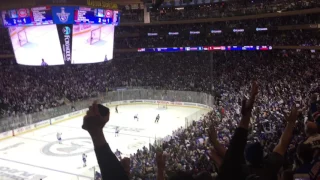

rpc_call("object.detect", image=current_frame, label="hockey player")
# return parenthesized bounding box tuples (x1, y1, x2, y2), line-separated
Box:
(155, 114, 160, 123)
(134, 114, 139, 121)
(115, 105, 118, 113)
(115, 149, 122, 160)
(94, 171, 102, 180)
(115, 126, 120, 137)
(57, 132, 62, 144)
(82, 153, 87, 167)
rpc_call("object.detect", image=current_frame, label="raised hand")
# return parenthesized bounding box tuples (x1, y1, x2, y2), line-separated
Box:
(120, 157, 130, 177)
(156, 151, 166, 170)
(208, 124, 227, 157)
(208, 124, 218, 144)
(284, 105, 298, 125)
(82, 102, 110, 135)
(156, 151, 166, 180)
(241, 81, 259, 117)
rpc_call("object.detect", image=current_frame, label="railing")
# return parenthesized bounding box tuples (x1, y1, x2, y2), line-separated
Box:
(0, 95, 108, 133)
(185, 109, 209, 129)
(0, 89, 215, 133)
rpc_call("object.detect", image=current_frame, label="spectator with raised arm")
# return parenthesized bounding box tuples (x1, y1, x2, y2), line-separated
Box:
(219, 81, 299, 180)
(82, 102, 129, 180)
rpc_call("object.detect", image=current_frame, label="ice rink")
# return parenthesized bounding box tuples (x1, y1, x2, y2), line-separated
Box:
(72, 25, 115, 64)
(0, 104, 209, 180)
(9, 25, 65, 66)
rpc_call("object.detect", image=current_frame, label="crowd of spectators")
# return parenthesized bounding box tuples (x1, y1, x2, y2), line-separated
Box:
(120, 0, 319, 23)
(78, 49, 320, 180)
(0, 2, 319, 179)
(0, 63, 109, 117)
(114, 13, 320, 48)
(0, 13, 319, 54)
(0, 28, 13, 55)
(115, 29, 320, 48)
(123, 50, 320, 180)
(116, 13, 320, 36)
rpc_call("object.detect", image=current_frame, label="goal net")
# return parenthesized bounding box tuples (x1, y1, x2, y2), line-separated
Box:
(88, 27, 101, 45)
(18, 30, 28, 46)
(157, 102, 168, 110)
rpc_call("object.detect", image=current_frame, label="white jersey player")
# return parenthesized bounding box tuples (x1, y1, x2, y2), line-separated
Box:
(134, 114, 139, 121)
(57, 132, 62, 144)
(115, 126, 120, 137)
(82, 153, 87, 167)
(155, 114, 160, 123)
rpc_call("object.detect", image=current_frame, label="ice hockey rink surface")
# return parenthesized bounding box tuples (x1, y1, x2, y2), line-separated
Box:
(0, 104, 209, 180)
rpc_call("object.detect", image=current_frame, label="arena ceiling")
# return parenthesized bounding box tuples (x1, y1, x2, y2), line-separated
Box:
(113, 0, 143, 5)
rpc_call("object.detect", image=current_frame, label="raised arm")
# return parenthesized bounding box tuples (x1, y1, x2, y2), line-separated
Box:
(82, 103, 129, 180)
(156, 151, 166, 180)
(273, 106, 298, 156)
(208, 124, 227, 158)
(218, 81, 258, 179)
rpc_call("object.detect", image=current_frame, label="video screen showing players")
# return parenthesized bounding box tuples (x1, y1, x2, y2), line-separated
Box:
(72, 24, 115, 64)
(9, 25, 64, 66)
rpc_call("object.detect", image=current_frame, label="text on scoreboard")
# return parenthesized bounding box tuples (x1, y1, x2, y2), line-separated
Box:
(1, 7, 53, 26)
(74, 7, 119, 25)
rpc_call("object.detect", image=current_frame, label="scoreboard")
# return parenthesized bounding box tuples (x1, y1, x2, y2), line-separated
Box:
(74, 7, 119, 25)
(1, 6, 120, 27)
(1, 7, 53, 26)
(2, 5, 119, 66)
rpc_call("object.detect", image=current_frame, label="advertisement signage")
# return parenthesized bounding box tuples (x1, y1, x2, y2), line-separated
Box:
(57, 24, 73, 64)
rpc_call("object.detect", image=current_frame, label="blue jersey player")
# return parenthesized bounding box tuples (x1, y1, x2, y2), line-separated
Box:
(82, 153, 87, 167)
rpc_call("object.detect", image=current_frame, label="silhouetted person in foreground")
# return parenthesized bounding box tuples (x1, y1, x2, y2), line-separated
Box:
(82, 102, 129, 180)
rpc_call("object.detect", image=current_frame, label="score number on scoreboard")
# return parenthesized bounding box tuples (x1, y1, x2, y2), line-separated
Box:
(74, 7, 119, 25)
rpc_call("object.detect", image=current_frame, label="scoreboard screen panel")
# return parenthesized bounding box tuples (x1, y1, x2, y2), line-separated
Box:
(31, 6, 54, 25)
(1, 7, 53, 26)
(2, 9, 33, 26)
(74, 7, 114, 25)
(8, 25, 65, 66)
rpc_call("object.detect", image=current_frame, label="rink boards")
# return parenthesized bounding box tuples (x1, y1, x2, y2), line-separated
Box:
(0, 101, 211, 180)
(0, 100, 212, 141)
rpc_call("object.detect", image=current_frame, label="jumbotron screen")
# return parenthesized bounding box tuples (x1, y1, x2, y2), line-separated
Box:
(2, 6, 119, 66)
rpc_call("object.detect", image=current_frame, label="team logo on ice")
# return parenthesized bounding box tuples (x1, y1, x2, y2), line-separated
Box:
(56, 7, 70, 23)
(42, 137, 93, 157)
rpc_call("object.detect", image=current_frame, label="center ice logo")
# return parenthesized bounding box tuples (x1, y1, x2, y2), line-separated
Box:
(56, 7, 70, 23)
(42, 137, 94, 157)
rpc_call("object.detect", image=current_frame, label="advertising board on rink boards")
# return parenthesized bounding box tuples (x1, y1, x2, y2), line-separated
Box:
(0, 130, 13, 140)
(13, 124, 36, 136)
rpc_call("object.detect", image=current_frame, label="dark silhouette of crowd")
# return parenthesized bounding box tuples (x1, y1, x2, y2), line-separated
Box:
(116, 14, 320, 48)
(115, 29, 320, 49)
(120, 0, 319, 23)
